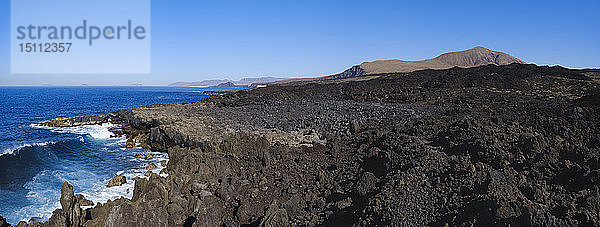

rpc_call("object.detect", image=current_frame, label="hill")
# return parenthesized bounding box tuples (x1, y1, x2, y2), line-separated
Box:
(324, 46, 525, 80)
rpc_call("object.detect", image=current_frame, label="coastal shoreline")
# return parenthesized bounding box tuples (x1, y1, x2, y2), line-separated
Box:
(4, 64, 600, 226)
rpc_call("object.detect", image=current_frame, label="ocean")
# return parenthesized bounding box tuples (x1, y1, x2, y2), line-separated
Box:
(0, 86, 213, 224)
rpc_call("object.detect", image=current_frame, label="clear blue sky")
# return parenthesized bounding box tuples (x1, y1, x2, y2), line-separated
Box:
(1, 0, 599, 86)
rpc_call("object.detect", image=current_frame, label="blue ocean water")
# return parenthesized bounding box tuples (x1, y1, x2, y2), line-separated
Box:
(0, 86, 213, 224)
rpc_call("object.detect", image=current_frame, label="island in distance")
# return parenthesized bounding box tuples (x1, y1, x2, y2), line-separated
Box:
(169, 77, 285, 88)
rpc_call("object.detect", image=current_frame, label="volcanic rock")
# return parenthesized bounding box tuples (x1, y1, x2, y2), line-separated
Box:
(29, 64, 600, 226)
(47, 182, 85, 227)
(107, 176, 126, 187)
(146, 163, 157, 170)
(145, 153, 154, 160)
(75, 194, 94, 207)
(0, 216, 9, 227)
(39, 114, 109, 127)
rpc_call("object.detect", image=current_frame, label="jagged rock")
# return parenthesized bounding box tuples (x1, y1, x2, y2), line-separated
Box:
(160, 160, 167, 167)
(135, 153, 143, 158)
(146, 163, 157, 170)
(39, 114, 109, 127)
(199, 190, 212, 197)
(28, 217, 44, 224)
(356, 172, 378, 196)
(134, 134, 149, 146)
(260, 202, 289, 227)
(144, 171, 152, 177)
(46, 182, 85, 227)
(0, 216, 10, 227)
(145, 153, 154, 160)
(336, 197, 352, 210)
(60, 182, 75, 212)
(85, 177, 170, 226)
(107, 176, 127, 187)
(75, 194, 94, 207)
(126, 139, 135, 148)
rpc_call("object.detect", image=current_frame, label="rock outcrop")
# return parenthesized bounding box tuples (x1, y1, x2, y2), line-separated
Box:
(146, 163, 157, 170)
(75, 194, 94, 207)
(38, 182, 86, 227)
(38, 115, 110, 127)
(0, 216, 9, 227)
(107, 176, 126, 188)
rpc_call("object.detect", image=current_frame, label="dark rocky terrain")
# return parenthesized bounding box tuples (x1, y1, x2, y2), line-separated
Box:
(5, 63, 600, 226)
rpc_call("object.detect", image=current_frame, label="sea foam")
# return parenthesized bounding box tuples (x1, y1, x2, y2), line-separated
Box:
(31, 122, 117, 139)
(20, 123, 169, 221)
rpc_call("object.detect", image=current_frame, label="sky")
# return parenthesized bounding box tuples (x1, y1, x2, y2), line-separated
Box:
(0, 0, 599, 86)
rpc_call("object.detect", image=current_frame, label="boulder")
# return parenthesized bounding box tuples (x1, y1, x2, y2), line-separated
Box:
(126, 139, 135, 148)
(144, 171, 152, 177)
(134, 134, 149, 146)
(107, 176, 127, 187)
(135, 153, 144, 158)
(356, 172, 378, 196)
(160, 160, 167, 167)
(145, 153, 154, 160)
(147, 163, 157, 170)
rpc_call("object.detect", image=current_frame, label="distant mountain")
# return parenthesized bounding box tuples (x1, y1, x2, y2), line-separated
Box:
(169, 77, 285, 87)
(324, 46, 525, 80)
(169, 80, 230, 87)
(235, 77, 284, 85)
(211, 82, 242, 88)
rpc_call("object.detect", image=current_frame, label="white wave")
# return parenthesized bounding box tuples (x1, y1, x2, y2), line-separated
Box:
(31, 122, 118, 140)
(14, 122, 170, 222)
(83, 151, 169, 205)
(13, 191, 59, 223)
(0, 148, 170, 223)
(18, 170, 71, 223)
(1, 142, 55, 157)
(105, 137, 127, 146)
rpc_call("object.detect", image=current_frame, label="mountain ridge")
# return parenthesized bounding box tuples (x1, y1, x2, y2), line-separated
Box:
(324, 46, 525, 80)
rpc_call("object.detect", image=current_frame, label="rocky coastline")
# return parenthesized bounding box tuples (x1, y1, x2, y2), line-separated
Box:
(3, 64, 600, 226)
